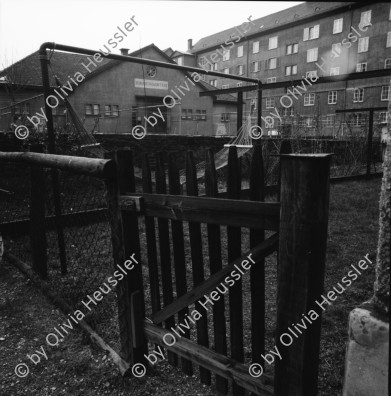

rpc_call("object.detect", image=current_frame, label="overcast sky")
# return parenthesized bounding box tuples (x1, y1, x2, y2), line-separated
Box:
(0, 0, 302, 68)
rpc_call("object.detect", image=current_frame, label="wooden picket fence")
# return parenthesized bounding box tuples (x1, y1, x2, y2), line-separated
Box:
(0, 144, 332, 395)
(108, 144, 332, 396)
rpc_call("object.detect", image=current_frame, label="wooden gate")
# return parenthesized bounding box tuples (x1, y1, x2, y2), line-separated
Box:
(106, 145, 332, 396)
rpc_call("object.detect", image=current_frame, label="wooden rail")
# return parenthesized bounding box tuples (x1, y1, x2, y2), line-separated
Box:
(119, 194, 280, 231)
(0, 152, 115, 178)
(152, 233, 279, 325)
(144, 321, 274, 396)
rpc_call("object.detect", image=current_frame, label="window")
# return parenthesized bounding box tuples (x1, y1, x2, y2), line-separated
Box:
(253, 41, 259, 53)
(286, 65, 297, 76)
(209, 79, 217, 87)
(181, 109, 193, 120)
(304, 93, 315, 106)
(306, 70, 318, 78)
(358, 37, 369, 53)
(385, 59, 391, 69)
(237, 82, 243, 87)
(237, 45, 244, 57)
(222, 50, 230, 61)
(195, 110, 201, 120)
(15, 103, 30, 115)
(237, 65, 244, 75)
(286, 43, 298, 54)
(252, 61, 259, 72)
(353, 88, 364, 102)
(85, 104, 92, 115)
(356, 63, 367, 72)
(387, 32, 391, 48)
(283, 106, 294, 117)
(325, 114, 336, 127)
(112, 105, 119, 117)
(269, 36, 278, 49)
(330, 67, 340, 76)
(199, 57, 206, 66)
(307, 48, 318, 62)
(266, 58, 278, 69)
(223, 67, 229, 74)
(105, 105, 111, 116)
(381, 86, 390, 101)
(212, 63, 218, 71)
(328, 91, 337, 104)
(303, 24, 319, 41)
(266, 97, 275, 108)
(379, 112, 389, 124)
(360, 10, 371, 28)
(201, 110, 206, 121)
(267, 77, 276, 83)
(222, 84, 230, 89)
(221, 113, 230, 122)
(331, 43, 342, 57)
(333, 18, 343, 34)
(93, 104, 100, 115)
(352, 113, 365, 127)
(177, 57, 183, 66)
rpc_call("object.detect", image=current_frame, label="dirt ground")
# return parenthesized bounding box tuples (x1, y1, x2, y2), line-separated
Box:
(0, 258, 215, 396)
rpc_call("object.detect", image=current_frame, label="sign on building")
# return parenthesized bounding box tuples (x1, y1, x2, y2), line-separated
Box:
(134, 79, 168, 90)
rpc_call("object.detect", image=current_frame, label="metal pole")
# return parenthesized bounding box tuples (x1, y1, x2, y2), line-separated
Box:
(237, 91, 243, 136)
(257, 83, 262, 135)
(39, 47, 67, 274)
(367, 109, 374, 176)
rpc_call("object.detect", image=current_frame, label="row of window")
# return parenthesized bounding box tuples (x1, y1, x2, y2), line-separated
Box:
(181, 109, 207, 120)
(264, 86, 390, 108)
(85, 104, 119, 117)
(261, 112, 388, 128)
(202, 32, 390, 77)
(12, 103, 66, 116)
(199, 8, 389, 67)
(198, 8, 391, 79)
(210, 56, 391, 88)
(13, 103, 30, 115)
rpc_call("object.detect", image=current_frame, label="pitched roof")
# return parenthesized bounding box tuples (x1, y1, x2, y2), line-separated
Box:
(190, 2, 354, 53)
(0, 43, 236, 102)
(0, 50, 112, 87)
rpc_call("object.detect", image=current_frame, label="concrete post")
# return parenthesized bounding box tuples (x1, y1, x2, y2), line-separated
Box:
(343, 83, 390, 396)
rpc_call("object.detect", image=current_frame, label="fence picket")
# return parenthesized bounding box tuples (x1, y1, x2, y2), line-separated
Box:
(227, 146, 245, 396)
(142, 154, 161, 316)
(117, 150, 147, 360)
(168, 152, 193, 375)
(186, 150, 211, 385)
(156, 151, 177, 367)
(205, 149, 228, 394)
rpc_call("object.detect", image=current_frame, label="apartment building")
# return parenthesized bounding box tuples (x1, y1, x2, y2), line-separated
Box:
(187, 2, 391, 136)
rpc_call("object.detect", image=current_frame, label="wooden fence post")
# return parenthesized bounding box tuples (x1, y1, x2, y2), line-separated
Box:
(104, 151, 133, 363)
(116, 149, 148, 363)
(275, 153, 332, 396)
(29, 144, 47, 279)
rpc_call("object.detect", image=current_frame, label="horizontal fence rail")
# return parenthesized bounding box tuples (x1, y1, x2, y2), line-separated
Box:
(0, 151, 115, 178)
(119, 194, 280, 230)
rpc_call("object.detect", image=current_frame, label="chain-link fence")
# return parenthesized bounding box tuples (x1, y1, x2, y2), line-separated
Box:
(0, 149, 121, 353)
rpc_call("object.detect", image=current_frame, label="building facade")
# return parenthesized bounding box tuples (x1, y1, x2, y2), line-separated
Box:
(188, 2, 391, 137)
(0, 45, 237, 136)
